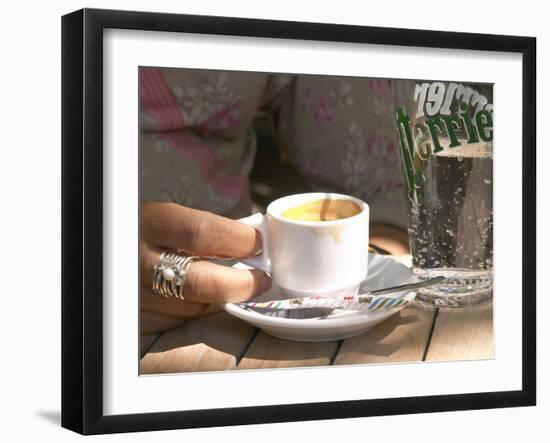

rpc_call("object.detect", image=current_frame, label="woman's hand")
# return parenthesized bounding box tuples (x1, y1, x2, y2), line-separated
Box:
(140, 202, 271, 334)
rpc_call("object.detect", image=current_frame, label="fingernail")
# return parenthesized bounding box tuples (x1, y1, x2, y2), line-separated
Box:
(252, 229, 263, 255)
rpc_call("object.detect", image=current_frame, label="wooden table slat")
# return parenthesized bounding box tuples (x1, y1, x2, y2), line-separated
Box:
(140, 312, 257, 374)
(333, 305, 436, 365)
(424, 305, 494, 361)
(238, 331, 339, 370)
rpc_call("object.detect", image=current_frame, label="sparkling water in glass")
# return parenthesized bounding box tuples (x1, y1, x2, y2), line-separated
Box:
(393, 80, 493, 308)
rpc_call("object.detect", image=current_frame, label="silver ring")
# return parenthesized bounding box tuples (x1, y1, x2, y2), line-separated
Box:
(152, 252, 199, 301)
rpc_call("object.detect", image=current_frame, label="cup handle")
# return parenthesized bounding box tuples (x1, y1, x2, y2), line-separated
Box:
(238, 213, 271, 273)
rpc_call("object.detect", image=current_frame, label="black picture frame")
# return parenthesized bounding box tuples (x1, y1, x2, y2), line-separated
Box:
(61, 8, 537, 435)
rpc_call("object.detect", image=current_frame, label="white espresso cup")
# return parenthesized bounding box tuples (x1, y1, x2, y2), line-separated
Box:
(239, 192, 369, 298)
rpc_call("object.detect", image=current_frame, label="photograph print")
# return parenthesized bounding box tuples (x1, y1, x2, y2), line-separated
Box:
(138, 67, 494, 375)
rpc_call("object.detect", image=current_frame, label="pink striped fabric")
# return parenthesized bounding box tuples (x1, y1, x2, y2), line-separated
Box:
(140, 68, 184, 131)
(162, 131, 248, 199)
(139, 68, 249, 202)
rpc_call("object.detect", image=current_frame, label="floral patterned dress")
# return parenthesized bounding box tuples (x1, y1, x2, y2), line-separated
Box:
(140, 67, 407, 228)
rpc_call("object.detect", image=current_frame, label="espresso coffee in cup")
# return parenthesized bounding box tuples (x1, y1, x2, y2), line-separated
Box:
(239, 193, 369, 299)
(282, 198, 362, 222)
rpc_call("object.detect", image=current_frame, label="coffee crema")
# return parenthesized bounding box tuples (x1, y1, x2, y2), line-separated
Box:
(281, 198, 362, 221)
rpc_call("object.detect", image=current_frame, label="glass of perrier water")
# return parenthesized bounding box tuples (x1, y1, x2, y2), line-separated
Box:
(393, 79, 493, 308)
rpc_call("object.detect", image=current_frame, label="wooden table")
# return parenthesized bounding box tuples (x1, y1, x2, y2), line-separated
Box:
(140, 256, 493, 374)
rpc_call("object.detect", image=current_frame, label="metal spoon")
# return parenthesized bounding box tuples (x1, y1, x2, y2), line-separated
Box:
(364, 275, 446, 296)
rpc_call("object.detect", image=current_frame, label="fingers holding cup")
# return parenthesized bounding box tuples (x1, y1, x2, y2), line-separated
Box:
(141, 202, 262, 258)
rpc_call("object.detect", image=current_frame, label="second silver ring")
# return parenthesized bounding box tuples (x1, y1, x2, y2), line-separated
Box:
(152, 252, 200, 301)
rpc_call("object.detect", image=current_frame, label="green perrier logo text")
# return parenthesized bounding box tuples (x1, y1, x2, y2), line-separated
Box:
(395, 82, 493, 205)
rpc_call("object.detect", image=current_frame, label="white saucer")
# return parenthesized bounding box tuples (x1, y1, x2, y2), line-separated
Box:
(223, 254, 418, 342)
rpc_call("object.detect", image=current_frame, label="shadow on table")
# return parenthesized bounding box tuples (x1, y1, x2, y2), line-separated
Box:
(339, 311, 421, 358)
(140, 312, 257, 373)
(141, 309, 423, 374)
(236, 310, 422, 369)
